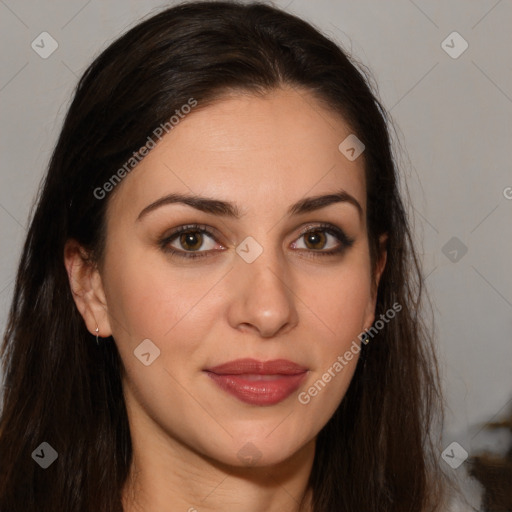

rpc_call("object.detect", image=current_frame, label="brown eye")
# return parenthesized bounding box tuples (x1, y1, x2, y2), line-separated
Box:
(303, 231, 327, 250)
(291, 224, 355, 257)
(159, 224, 224, 259)
(179, 231, 204, 251)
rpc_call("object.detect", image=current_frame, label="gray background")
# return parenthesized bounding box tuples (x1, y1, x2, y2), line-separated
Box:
(1, 1, 511, 508)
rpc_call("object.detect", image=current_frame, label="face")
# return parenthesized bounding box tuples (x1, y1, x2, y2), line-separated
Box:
(68, 86, 386, 469)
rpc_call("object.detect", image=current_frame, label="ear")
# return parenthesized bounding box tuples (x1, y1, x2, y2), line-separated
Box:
(363, 233, 388, 328)
(63, 239, 112, 338)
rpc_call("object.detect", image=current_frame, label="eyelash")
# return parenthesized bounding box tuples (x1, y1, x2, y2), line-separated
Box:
(158, 223, 355, 260)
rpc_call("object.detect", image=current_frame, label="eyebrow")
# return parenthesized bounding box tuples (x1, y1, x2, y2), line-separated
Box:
(136, 188, 363, 221)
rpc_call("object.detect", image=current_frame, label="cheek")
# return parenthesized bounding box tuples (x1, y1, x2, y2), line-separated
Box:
(292, 265, 371, 429)
(102, 250, 230, 403)
(103, 248, 216, 341)
(319, 274, 370, 324)
(103, 258, 211, 406)
(302, 259, 373, 338)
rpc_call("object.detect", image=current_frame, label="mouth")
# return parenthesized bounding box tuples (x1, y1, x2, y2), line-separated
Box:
(203, 358, 309, 406)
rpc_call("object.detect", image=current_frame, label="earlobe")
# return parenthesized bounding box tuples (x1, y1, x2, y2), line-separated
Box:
(63, 239, 112, 338)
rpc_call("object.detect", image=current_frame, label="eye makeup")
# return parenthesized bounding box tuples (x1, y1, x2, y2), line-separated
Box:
(157, 222, 355, 260)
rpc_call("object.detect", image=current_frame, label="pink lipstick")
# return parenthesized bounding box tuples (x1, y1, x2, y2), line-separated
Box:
(204, 358, 308, 406)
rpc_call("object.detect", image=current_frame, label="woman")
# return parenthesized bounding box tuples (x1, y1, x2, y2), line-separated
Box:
(0, 1, 454, 510)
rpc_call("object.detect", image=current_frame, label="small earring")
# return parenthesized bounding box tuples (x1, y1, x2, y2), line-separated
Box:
(95, 326, 100, 345)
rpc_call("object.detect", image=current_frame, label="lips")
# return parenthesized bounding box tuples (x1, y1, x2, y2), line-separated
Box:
(203, 358, 308, 406)
(205, 358, 308, 375)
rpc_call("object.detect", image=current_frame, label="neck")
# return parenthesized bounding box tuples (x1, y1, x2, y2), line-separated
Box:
(121, 426, 315, 512)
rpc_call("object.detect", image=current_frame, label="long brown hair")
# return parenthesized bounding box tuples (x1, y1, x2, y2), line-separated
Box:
(0, 1, 450, 510)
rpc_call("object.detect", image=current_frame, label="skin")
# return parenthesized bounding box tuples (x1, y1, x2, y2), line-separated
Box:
(65, 86, 387, 512)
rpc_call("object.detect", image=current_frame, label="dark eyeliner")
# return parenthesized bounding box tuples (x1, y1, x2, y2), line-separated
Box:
(158, 224, 217, 259)
(296, 222, 355, 257)
(158, 222, 354, 259)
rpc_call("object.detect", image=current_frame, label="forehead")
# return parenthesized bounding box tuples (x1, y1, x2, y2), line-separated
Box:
(107, 86, 367, 223)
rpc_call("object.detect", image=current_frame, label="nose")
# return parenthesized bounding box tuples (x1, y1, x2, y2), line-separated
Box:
(226, 247, 299, 338)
